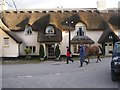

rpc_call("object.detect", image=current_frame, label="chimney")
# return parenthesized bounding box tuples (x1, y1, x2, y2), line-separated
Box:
(0, 0, 7, 11)
(97, 0, 106, 11)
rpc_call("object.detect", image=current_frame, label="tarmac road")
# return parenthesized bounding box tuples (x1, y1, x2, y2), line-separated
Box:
(2, 57, 120, 88)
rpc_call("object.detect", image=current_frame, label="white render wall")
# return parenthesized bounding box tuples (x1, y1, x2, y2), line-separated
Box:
(86, 30, 103, 46)
(15, 31, 39, 55)
(0, 29, 2, 57)
(1, 30, 19, 57)
(60, 31, 69, 55)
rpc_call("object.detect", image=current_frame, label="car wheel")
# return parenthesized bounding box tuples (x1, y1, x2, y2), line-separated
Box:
(111, 72, 117, 81)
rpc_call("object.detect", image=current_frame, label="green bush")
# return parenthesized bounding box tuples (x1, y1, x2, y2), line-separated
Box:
(39, 44, 45, 58)
(55, 44, 60, 58)
(24, 48, 32, 60)
(24, 48, 31, 55)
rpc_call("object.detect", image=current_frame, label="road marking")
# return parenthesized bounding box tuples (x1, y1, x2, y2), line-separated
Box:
(17, 75, 32, 78)
(25, 75, 32, 77)
(52, 63, 61, 65)
(56, 73, 60, 75)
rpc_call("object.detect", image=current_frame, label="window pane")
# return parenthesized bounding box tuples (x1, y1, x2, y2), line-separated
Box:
(33, 46, 36, 53)
(26, 46, 36, 54)
(79, 28, 82, 36)
(74, 45, 77, 53)
(25, 25, 32, 35)
(45, 26, 55, 34)
(4, 37, 9, 46)
(30, 46, 32, 50)
(75, 25, 86, 36)
(109, 44, 112, 46)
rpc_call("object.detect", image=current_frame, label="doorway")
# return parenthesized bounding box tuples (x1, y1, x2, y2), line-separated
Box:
(46, 44, 55, 58)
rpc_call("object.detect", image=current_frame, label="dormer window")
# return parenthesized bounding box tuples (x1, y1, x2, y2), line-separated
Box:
(25, 24, 32, 35)
(76, 27, 85, 36)
(45, 26, 55, 34)
(75, 22, 86, 36)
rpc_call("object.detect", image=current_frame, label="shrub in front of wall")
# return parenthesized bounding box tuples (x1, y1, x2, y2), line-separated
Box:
(24, 48, 32, 60)
(55, 44, 61, 60)
(39, 44, 45, 59)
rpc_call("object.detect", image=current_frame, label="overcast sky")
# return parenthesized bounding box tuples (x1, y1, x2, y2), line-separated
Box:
(4, 0, 120, 10)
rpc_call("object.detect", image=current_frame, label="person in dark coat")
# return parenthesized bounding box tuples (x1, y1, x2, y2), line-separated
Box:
(79, 44, 88, 67)
(66, 46, 74, 64)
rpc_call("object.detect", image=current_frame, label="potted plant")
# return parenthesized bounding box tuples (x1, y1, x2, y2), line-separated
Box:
(39, 44, 45, 60)
(55, 44, 61, 60)
(24, 48, 32, 60)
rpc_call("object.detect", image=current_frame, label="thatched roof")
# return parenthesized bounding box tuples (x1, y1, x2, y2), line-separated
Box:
(71, 35, 94, 44)
(3, 30, 22, 43)
(0, 19, 22, 43)
(38, 24, 62, 43)
(101, 11, 120, 30)
(1, 10, 120, 31)
(98, 28, 120, 43)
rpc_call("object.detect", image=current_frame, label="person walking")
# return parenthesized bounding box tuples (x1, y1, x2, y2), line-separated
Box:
(66, 46, 74, 64)
(79, 44, 88, 67)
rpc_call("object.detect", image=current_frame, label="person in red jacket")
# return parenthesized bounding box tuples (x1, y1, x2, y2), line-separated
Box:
(66, 46, 74, 64)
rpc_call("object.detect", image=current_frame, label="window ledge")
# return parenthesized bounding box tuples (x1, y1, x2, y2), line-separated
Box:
(25, 34, 33, 35)
(44, 34, 55, 37)
(4, 45, 9, 47)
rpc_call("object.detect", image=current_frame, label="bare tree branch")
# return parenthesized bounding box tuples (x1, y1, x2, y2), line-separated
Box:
(11, 0, 17, 11)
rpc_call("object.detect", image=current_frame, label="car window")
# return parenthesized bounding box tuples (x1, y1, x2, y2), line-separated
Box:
(113, 43, 120, 56)
(115, 43, 120, 53)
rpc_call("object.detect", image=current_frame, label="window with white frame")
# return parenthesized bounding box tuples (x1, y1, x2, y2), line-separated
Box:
(109, 35, 112, 39)
(76, 26, 86, 36)
(26, 46, 36, 54)
(4, 37, 9, 46)
(73, 44, 80, 53)
(25, 24, 32, 35)
(45, 26, 55, 34)
(73, 45, 78, 53)
(75, 22, 86, 36)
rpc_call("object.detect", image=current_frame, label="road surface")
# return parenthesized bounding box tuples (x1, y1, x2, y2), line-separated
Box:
(2, 57, 120, 88)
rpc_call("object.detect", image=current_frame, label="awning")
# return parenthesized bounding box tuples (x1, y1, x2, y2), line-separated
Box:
(71, 35, 94, 44)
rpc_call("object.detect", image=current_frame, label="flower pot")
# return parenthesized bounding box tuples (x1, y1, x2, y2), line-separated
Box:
(40, 58, 44, 61)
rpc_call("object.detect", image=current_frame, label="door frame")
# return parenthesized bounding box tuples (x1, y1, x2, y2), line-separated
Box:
(46, 44, 55, 58)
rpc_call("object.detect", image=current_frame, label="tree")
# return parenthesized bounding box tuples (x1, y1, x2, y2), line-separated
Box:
(39, 44, 45, 59)
(55, 44, 60, 60)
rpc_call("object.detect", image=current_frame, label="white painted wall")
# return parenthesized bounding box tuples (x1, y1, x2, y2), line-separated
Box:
(0, 29, 2, 57)
(15, 31, 39, 55)
(1, 30, 19, 57)
(86, 30, 103, 46)
(60, 31, 69, 55)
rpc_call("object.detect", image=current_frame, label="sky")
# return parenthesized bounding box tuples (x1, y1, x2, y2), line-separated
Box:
(3, 0, 120, 10)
